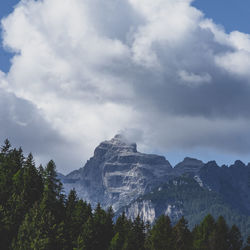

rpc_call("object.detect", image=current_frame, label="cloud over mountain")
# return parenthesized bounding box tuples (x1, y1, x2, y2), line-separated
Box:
(1, 0, 250, 172)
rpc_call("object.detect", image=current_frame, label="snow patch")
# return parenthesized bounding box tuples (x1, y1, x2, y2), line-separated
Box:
(194, 175, 204, 187)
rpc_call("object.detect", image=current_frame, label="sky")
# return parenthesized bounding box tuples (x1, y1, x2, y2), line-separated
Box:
(1, 0, 250, 174)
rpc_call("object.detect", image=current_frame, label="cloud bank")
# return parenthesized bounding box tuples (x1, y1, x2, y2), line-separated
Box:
(1, 0, 250, 173)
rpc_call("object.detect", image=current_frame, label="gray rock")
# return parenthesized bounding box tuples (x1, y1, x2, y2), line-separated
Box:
(60, 135, 250, 222)
(174, 157, 204, 175)
(62, 134, 173, 211)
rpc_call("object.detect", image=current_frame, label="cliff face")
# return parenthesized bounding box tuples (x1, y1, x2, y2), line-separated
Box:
(61, 135, 250, 227)
(60, 135, 250, 240)
(62, 134, 173, 211)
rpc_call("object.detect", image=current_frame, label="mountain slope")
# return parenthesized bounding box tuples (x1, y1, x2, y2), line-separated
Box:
(121, 176, 250, 240)
(62, 134, 173, 211)
(60, 135, 250, 240)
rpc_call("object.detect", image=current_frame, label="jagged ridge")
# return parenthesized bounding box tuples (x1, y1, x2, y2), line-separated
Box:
(60, 135, 250, 230)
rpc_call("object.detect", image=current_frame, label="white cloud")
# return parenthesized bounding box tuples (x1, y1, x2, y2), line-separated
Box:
(179, 70, 211, 86)
(1, 0, 250, 172)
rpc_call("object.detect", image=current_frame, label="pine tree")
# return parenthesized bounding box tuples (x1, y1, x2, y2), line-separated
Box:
(1, 139, 11, 154)
(173, 216, 192, 250)
(192, 214, 215, 250)
(76, 216, 94, 250)
(64, 189, 92, 249)
(147, 215, 173, 250)
(228, 224, 243, 250)
(243, 235, 250, 250)
(13, 203, 65, 250)
(110, 212, 132, 250)
(40, 160, 65, 222)
(209, 215, 230, 250)
(77, 203, 114, 250)
(125, 215, 146, 250)
(109, 232, 121, 250)
(22, 153, 43, 205)
(13, 160, 66, 250)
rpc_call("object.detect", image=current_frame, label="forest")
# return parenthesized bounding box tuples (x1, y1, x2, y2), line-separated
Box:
(0, 139, 249, 250)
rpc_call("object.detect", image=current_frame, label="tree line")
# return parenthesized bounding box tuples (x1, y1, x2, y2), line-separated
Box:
(0, 139, 249, 250)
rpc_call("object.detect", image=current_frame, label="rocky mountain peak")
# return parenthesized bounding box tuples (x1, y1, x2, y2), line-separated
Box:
(178, 157, 204, 167)
(93, 134, 137, 158)
(62, 134, 172, 211)
(232, 160, 245, 168)
(205, 161, 218, 168)
(174, 157, 204, 175)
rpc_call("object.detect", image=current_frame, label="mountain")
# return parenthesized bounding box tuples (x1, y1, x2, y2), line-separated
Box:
(60, 135, 250, 239)
(121, 175, 250, 240)
(62, 134, 173, 211)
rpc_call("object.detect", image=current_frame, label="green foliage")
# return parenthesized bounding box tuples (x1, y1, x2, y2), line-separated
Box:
(12, 203, 65, 250)
(209, 215, 230, 250)
(193, 215, 243, 250)
(76, 204, 114, 250)
(229, 224, 243, 250)
(243, 235, 250, 250)
(192, 214, 215, 250)
(173, 216, 192, 250)
(110, 212, 132, 250)
(125, 215, 146, 250)
(146, 215, 173, 250)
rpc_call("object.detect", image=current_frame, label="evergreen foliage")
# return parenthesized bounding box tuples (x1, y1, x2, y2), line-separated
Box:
(146, 214, 173, 250)
(0, 140, 248, 250)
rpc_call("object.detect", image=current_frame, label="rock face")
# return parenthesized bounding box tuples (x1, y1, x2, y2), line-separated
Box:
(61, 135, 250, 232)
(198, 160, 250, 214)
(62, 134, 173, 211)
(174, 157, 204, 175)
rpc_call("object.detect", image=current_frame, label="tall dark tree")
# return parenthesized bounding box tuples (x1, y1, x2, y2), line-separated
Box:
(40, 160, 65, 221)
(13, 203, 65, 250)
(209, 216, 230, 250)
(110, 212, 132, 250)
(192, 214, 215, 250)
(146, 215, 173, 250)
(173, 216, 192, 250)
(77, 203, 114, 250)
(243, 235, 250, 250)
(125, 215, 146, 250)
(228, 224, 243, 250)
(1, 139, 11, 154)
(64, 189, 92, 249)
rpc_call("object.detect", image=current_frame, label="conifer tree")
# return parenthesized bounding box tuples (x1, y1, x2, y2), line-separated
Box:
(13, 203, 65, 250)
(173, 216, 192, 250)
(110, 212, 132, 250)
(64, 189, 92, 249)
(243, 235, 250, 250)
(76, 216, 94, 250)
(228, 224, 243, 250)
(1, 139, 11, 154)
(77, 203, 114, 250)
(125, 215, 146, 250)
(22, 153, 43, 205)
(40, 160, 65, 222)
(146, 215, 173, 250)
(192, 214, 215, 250)
(209, 216, 230, 250)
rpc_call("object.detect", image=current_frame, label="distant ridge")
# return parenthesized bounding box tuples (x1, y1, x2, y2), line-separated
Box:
(60, 135, 250, 239)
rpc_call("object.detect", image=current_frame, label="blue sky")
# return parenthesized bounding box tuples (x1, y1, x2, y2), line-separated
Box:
(1, 0, 250, 173)
(193, 0, 250, 34)
(0, 0, 19, 72)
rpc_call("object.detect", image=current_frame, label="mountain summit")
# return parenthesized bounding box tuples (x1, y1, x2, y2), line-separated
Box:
(62, 135, 173, 211)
